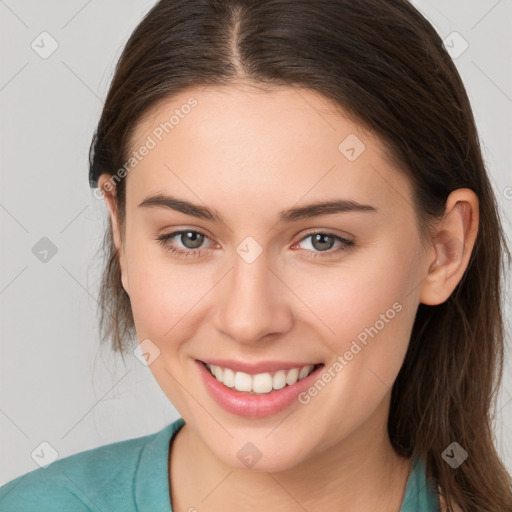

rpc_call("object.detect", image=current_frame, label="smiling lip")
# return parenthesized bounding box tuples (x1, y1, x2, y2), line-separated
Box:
(196, 359, 325, 418)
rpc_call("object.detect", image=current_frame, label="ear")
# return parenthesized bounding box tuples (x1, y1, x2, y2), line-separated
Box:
(98, 175, 130, 296)
(419, 188, 479, 305)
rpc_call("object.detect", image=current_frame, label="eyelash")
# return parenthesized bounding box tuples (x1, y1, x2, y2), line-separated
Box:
(155, 229, 355, 260)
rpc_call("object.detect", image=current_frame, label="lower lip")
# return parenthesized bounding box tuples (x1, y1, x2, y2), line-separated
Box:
(196, 360, 324, 418)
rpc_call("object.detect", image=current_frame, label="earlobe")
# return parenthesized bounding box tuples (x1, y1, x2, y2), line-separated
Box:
(419, 189, 479, 306)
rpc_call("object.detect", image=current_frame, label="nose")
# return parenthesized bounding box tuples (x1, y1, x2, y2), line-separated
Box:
(213, 248, 294, 345)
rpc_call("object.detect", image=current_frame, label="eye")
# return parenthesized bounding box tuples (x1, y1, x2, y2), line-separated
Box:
(156, 230, 214, 258)
(155, 229, 355, 260)
(292, 231, 355, 259)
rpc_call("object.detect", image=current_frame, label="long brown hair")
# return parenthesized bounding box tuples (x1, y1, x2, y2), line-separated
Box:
(88, 0, 512, 509)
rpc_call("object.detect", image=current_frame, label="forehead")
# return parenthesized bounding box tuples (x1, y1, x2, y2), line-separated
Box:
(124, 85, 413, 220)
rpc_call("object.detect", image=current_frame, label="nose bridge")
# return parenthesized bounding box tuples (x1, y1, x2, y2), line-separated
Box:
(213, 240, 291, 343)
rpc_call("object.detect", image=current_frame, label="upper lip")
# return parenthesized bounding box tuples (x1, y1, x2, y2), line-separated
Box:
(198, 358, 322, 375)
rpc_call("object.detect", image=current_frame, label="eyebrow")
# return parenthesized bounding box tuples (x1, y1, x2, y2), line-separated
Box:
(137, 193, 378, 223)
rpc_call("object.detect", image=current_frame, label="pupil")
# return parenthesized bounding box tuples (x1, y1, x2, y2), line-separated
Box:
(312, 234, 334, 251)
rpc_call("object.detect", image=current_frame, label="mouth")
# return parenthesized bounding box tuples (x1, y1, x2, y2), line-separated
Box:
(202, 361, 322, 394)
(196, 359, 325, 417)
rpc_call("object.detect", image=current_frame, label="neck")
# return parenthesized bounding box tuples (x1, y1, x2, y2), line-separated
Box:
(169, 395, 412, 512)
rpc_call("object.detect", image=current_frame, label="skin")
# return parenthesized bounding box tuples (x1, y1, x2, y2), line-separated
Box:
(99, 82, 478, 512)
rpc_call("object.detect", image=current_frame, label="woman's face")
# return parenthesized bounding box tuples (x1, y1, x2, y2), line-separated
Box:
(108, 84, 433, 471)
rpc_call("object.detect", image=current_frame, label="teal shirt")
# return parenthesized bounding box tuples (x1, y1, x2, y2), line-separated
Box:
(0, 417, 440, 511)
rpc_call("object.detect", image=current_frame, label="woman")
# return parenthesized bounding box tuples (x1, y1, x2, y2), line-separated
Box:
(1, 0, 511, 510)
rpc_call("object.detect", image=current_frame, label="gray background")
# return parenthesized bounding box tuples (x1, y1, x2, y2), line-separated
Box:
(1, 0, 511, 485)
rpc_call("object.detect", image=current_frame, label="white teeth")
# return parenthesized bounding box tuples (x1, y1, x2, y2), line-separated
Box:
(272, 370, 287, 390)
(234, 371, 253, 392)
(299, 366, 312, 379)
(205, 363, 317, 394)
(213, 365, 224, 383)
(253, 373, 273, 393)
(286, 368, 299, 385)
(223, 368, 235, 388)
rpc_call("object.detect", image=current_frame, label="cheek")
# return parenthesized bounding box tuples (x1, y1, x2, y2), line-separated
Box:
(287, 242, 421, 445)
(288, 235, 422, 371)
(127, 265, 204, 341)
(124, 236, 217, 345)
(123, 241, 217, 412)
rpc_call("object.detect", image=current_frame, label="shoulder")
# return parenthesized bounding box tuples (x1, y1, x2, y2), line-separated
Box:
(0, 423, 176, 512)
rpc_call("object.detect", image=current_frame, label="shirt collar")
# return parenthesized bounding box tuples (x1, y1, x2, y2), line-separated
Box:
(134, 417, 186, 512)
